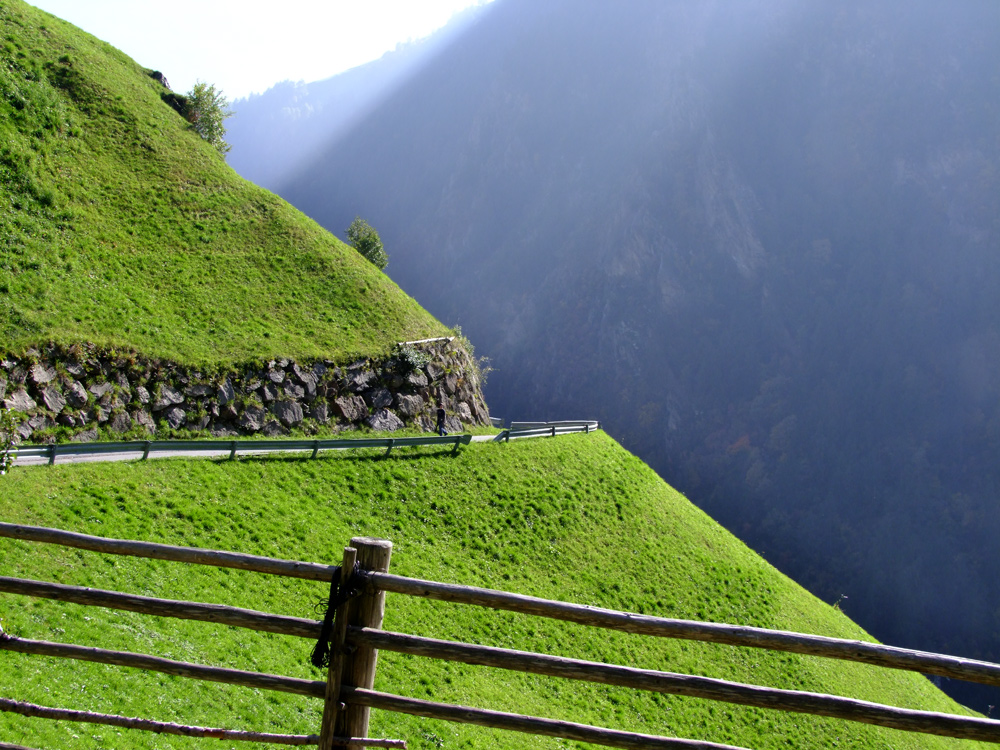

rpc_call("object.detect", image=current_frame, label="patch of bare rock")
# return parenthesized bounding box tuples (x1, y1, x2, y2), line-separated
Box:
(1, 338, 487, 443)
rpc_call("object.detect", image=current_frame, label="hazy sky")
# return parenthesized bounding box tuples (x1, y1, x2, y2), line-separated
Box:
(26, 0, 494, 100)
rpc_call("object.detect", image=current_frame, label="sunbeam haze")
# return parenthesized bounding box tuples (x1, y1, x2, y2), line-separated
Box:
(26, 0, 494, 98)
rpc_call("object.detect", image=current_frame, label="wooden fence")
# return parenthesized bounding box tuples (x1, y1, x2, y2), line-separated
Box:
(3, 522, 1000, 749)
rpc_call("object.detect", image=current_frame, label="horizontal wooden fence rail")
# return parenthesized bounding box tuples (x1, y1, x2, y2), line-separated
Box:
(7, 527, 1000, 748)
(367, 571, 1000, 688)
(349, 627, 1000, 743)
(0, 634, 325, 698)
(0, 521, 338, 580)
(0, 532, 408, 749)
(0, 576, 321, 638)
(0, 697, 321, 746)
(0, 698, 406, 748)
(342, 687, 750, 750)
(7, 522, 1000, 688)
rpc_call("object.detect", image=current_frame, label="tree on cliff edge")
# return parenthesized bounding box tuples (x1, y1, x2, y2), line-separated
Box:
(347, 216, 388, 270)
(186, 81, 233, 156)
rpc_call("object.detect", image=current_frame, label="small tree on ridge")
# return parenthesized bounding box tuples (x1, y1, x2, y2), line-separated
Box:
(347, 216, 388, 270)
(185, 81, 233, 157)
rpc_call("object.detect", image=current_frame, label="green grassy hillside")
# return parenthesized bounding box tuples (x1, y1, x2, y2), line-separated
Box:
(0, 434, 986, 749)
(0, 4, 988, 749)
(0, 0, 445, 365)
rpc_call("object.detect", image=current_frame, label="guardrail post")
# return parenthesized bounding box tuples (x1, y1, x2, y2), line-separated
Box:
(312, 440, 320, 459)
(337, 537, 393, 741)
(551, 425, 556, 437)
(48, 444, 57, 466)
(317, 545, 358, 750)
(385, 439, 394, 457)
(229, 441, 237, 461)
(142, 441, 152, 460)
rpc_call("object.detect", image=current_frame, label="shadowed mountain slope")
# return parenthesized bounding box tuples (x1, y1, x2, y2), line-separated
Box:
(268, 0, 1000, 709)
(226, 4, 490, 191)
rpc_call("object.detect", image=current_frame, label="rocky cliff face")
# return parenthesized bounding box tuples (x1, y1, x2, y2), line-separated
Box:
(1, 338, 489, 443)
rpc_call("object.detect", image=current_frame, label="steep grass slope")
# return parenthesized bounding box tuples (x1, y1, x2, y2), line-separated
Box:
(0, 434, 985, 749)
(0, 0, 445, 365)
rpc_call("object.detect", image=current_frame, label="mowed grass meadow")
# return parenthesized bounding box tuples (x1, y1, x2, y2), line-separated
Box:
(0, 0, 445, 366)
(0, 434, 987, 750)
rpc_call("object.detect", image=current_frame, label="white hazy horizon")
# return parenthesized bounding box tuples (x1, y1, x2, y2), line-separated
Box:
(25, 0, 495, 100)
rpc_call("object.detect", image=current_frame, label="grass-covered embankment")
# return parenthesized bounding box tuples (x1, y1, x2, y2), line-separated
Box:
(0, 433, 986, 749)
(0, 0, 445, 365)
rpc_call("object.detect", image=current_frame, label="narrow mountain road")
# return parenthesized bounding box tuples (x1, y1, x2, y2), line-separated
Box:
(10, 422, 600, 468)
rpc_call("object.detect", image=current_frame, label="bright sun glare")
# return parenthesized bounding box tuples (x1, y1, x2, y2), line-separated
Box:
(26, 0, 494, 98)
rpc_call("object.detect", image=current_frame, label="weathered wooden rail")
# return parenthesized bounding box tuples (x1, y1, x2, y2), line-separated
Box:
(0, 526, 402, 749)
(2, 524, 1000, 749)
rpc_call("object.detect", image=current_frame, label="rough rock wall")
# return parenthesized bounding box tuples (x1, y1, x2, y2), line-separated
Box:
(0, 338, 489, 443)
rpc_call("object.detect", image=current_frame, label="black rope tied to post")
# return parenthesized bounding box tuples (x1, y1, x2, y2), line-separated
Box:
(310, 562, 367, 669)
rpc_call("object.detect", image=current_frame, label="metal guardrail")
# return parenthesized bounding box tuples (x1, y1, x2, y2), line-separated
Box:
(9, 420, 602, 466)
(14, 434, 473, 465)
(495, 421, 601, 442)
(508, 420, 600, 431)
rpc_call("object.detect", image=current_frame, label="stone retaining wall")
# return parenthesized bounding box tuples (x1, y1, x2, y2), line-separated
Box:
(0, 338, 490, 443)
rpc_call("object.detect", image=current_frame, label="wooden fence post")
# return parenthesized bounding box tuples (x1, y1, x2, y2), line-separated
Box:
(336, 537, 393, 741)
(318, 545, 358, 750)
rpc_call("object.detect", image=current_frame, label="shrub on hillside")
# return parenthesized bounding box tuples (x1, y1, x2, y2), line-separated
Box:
(0, 408, 16, 476)
(395, 344, 430, 374)
(347, 216, 388, 270)
(185, 81, 233, 156)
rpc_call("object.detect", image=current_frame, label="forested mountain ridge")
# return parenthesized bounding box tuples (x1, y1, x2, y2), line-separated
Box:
(226, 4, 489, 190)
(237, 0, 1000, 709)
